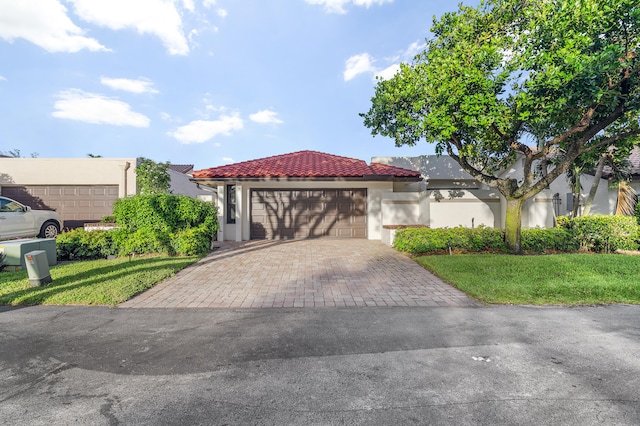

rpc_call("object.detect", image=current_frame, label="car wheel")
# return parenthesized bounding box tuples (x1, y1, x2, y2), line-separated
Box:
(39, 221, 60, 238)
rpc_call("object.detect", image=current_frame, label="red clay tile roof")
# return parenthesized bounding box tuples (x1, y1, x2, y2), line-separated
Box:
(191, 150, 421, 179)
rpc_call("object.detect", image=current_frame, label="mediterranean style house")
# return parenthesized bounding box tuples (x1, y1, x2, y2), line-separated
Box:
(191, 149, 637, 243)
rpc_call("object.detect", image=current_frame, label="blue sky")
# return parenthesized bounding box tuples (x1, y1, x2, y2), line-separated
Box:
(0, 0, 474, 170)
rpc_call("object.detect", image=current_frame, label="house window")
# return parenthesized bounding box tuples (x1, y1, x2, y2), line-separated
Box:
(226, 184, 236, 224)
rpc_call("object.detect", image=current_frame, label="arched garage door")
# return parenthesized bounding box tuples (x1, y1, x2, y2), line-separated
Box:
(250, 189, 367, 239)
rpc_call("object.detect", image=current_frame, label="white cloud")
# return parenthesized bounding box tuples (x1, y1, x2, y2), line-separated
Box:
(375, 63, 400, 81)
(52, 89, 150, 127)
(182, 0, 196, 12)
(101, 77, 159, 94)
(203, 0, 217, 7)
(403, 40, 425, 58)
(217, 9, 228, 18)
(222, 157, 234, 163)
(69, 0, 190, 55)
(0, 76, 6, 81)
(169, 113, 244, 144)
(305, 0, 393, 14)
(343, 53, 376, 81)
(0, 0, 108, 53)
(250, 109, 283, 125)
(346, 40, 424, 82)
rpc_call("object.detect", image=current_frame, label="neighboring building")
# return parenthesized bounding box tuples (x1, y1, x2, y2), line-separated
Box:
(373, 154, 617, 230)
(0, 157, 211, 228)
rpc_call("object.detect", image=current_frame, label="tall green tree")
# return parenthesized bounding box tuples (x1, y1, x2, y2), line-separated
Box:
(135, 158, 172, 195)
(362, 0, 640, 253)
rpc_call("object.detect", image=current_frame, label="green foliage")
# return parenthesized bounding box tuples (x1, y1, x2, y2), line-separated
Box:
(100, 215, 116, 223)
(362, 0, 640, 253)
(393, 226, 507, 253)
(520, 227, 580, 253)
(394, 226, 579, 254)
(558, 215, 639, 252)
(112, 194, 218, 256)
(171, 227, 211, 256)
(56, 229, 117, 260)
(635, 201, 640, 225)
(136, 157, 172, 195)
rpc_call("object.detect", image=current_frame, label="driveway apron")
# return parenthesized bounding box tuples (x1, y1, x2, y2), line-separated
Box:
(119, 239, 481, 308)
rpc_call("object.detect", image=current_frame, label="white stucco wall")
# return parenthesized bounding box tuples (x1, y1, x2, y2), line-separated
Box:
(169, 169, 214, 198)
(427, 189, 501, 228)
(0, 157, 137, 197)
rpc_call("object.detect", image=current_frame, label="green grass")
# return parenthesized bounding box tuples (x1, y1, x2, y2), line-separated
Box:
(416, 253, 640, 305)
(0, 256, 199, 306)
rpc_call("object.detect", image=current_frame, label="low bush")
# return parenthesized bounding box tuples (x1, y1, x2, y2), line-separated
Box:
(557, 215, 639, 253)
(394, 226, 579, 254)
(171, 226, 211, 256)
(521, 227, 579, 253)
(57, 228, 117, 260)
(393, 226, 507, 253)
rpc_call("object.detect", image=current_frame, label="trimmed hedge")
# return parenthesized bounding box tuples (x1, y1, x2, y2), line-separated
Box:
(393, 226, 507, 254)
(57, 228, 117, 260)
(393, 225, 580, 254)
(393, 215, 640, 255)
(557, 215, 639, 253)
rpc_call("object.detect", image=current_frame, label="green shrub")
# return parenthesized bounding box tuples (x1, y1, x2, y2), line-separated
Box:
(112, 194, 218, 256)
(100, 215, 116, 223)
(393, 226, 507, 253)
(521, 227, 579, 253)
(558, 215, 639, 253)
(171, 226, 211, 256)
(635, 202, 640, 226)
(57, 229, 117, 260)
(394, 225, 581, 254)
(111, 228, 173, 256)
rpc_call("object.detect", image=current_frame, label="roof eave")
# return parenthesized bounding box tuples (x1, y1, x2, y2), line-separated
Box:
(191, 175, 422, 184)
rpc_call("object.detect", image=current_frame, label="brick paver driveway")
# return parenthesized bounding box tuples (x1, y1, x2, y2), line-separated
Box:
(120, 239, 481, 308)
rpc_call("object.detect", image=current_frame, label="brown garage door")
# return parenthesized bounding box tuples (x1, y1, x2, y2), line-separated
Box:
(250, 189, 367, 239)
(1, 185, 119, 229)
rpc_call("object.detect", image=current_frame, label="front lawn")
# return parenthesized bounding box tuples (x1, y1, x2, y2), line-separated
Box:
(0, 256, 199, 306)
(416, 253, 640, 305)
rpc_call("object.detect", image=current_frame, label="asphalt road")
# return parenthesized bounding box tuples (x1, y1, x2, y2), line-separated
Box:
(1, 305, 639, 425)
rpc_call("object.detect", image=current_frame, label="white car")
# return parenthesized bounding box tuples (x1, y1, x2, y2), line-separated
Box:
(0, 196, 63, 240)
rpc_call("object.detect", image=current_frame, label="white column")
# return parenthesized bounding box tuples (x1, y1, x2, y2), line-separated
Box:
(235, 184, 243, 242)
(217, 184, 225, 241)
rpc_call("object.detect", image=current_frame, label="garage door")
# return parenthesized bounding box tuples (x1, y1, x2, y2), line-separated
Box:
(250, 189, 367, 239)
(1, 185, 119, 229)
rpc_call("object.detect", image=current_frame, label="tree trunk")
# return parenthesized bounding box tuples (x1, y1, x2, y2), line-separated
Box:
(504, 198, 524, 254)
(582, 154, 607, 216)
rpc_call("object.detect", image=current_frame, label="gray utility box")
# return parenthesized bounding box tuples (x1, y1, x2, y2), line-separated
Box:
(0, 238, 57, 270)
(25, 250, 52, 287)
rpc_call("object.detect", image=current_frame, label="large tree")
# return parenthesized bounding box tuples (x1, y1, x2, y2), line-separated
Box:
(362, 0, 640, 253)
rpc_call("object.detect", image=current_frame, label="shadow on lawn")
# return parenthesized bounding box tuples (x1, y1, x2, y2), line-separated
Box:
(0, 256, 194, 306)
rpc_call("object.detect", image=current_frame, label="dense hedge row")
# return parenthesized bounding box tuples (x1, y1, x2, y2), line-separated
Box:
(557, 215, 639, 253)
(393, 215, 639, 254)
(57, 194, 219, 260)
